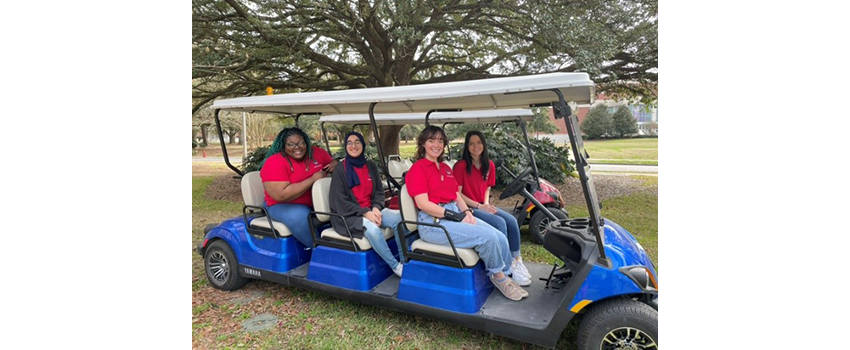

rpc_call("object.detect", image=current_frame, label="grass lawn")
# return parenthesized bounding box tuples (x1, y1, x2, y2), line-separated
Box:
(192, 174, 657, 349)
(582, 138, 658, 165)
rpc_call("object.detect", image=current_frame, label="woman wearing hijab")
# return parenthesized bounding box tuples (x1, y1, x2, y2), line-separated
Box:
(329, 131, 405, 277)
(260, 127, 337, 248)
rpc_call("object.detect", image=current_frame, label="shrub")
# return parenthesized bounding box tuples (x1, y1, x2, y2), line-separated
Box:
(580, 105, 612, 139)
(612, 106, 639, 137)
(241, 146, 270, 173)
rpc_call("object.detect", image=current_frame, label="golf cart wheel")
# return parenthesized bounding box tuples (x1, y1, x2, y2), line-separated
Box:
(529, 207, 568, 244)
(204, 240, 249, 291)
(576, 298, 658, 350)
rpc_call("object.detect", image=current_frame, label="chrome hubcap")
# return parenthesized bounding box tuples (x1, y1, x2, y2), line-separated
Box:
(601, 327, 657, 350)
(208, 251, 229, 283)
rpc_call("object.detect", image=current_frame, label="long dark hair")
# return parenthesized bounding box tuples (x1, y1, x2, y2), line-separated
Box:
(263, 127, 313, 171)
(460, 130, 489, 181)
(414, 125, 448, 162)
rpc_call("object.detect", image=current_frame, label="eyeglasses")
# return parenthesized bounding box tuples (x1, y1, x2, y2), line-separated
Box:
(285, 141, 306, 148)
(346, 140, 362, 147)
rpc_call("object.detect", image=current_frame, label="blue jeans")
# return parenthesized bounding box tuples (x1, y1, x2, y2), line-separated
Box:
(417, 203, 513, 275)
(362, 209, 403, 269)
(264, 202, 314, 248)
(473, 207, 521, 258)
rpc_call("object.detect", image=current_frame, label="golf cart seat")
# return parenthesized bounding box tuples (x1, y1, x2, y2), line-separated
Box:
(399, 184, 480, 267)
(241, 171, 293, 237)
(398, 184, 491, 314)
(311, 178, 394, 250)
(307, 177, 400, 291)
(387, 155, 412, 183)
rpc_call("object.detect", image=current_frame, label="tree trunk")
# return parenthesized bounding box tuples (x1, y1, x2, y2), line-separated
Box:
(200, 124, 209, 147)
(378, 125, 404, 157)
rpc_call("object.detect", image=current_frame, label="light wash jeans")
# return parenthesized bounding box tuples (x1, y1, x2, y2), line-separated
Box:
(361, 208, 403, 269)
(472, 207, 521, 258)
(417, 202, 513, 275)
(264, 202, 314, 248)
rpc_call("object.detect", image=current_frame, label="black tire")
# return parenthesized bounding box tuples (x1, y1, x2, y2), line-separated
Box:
(529, 207, 568, 244)
(576, 298, 658, 350)
(204, 240, 249, 291)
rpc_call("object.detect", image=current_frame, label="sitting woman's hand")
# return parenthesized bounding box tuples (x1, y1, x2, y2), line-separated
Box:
(462, 211, 476, 224)
(480, 203, 498, 214)
(371, 207, 382, 225)
(364, 211, 380, 225)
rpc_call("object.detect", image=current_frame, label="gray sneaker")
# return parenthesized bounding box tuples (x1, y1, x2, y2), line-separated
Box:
(490, 274, 523, 301)
(510, 279, 529, 298)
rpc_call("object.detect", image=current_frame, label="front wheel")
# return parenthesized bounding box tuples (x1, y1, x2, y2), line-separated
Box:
(204, 240, 249, 291)
(529, 207, 568, 244)
(576, 298, 658, 350)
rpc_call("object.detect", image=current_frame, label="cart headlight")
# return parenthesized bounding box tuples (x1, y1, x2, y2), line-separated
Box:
(620, 266, 658, 291)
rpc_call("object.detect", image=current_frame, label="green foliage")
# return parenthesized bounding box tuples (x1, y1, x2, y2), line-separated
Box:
(580, 105, 613, 139)
(528, 107, 558, 135)
(241, 146, 270, 173)
(449, 128, 575, 188)
(612, 106, 639, 137)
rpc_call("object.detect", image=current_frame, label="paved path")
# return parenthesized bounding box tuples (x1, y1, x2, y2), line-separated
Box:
(192, 157, 658, 173)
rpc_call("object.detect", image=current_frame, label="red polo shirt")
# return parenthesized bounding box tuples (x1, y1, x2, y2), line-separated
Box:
(260, 146, 333, 207)
(453, 159, 496, 204)
(350, 162, 374, 208)
(405, 158, 458, 205)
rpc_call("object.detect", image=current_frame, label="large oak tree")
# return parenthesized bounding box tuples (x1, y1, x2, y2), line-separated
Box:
(193, 0, 657, 154)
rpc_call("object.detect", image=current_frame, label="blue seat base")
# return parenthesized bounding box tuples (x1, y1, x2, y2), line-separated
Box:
(306, 238, 400, 291)
(398, 260, 493, 314)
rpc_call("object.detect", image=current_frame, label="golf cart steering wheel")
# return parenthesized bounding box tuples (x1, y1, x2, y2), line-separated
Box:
(499, 167, 533, 200)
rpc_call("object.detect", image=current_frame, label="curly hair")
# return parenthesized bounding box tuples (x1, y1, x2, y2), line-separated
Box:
(414, 125, 448, 162)
(263, 127, 313, 171)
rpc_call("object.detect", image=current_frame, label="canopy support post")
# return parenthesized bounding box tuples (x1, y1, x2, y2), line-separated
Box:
(214, 109, 244, 177)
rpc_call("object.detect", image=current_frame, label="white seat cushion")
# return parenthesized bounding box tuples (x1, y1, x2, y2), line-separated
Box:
(400, 184, 481, 267)
(241, 171, 265, 207)
(248, 217, 293, 237)
(311, 178, 333, 222)
(411, 239, 480, 267)
(321, 226, 394, 250)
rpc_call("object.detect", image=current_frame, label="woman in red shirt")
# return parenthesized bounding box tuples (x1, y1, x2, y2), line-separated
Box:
(260, 127, 337, 248)
(328, 132, 404, 276)
(453, 131, 531, 287)
(405, 126, 526, 301)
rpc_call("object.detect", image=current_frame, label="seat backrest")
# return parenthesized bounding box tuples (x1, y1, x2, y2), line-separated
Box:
(388, 159, 413, 179)
(312, 178, 332, 222)
(444, 159, 457, 168)
(241, 171, 265, 206)
(400, 184, 418, 232)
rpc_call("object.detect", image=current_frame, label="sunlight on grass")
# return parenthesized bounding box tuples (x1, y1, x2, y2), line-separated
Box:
(583, 138, 657, 161)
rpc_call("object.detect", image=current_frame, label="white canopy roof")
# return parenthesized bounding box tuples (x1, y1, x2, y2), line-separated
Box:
(318, 109, 534, 126)
(212, 72, 594, 114)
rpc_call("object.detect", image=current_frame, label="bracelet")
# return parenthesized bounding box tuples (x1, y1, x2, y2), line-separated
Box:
(464, 208, 473, 214)
(474, 203, 480, 209)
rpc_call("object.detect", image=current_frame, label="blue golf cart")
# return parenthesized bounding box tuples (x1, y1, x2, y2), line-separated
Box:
(198, 73, 658, 349)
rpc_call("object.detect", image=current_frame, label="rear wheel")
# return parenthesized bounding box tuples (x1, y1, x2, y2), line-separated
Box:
(576, 298, 658, 350)
(529, 207, 568, 244)
(204, 240, 249, 291)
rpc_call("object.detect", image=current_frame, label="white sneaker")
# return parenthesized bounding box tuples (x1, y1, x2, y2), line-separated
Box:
(511, 270, 532, 287)
(393, 263, 403, 277)
(511, 259, 532, 286)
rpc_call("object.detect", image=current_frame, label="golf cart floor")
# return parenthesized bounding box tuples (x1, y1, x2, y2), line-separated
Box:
(288, 261, 568, 328)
